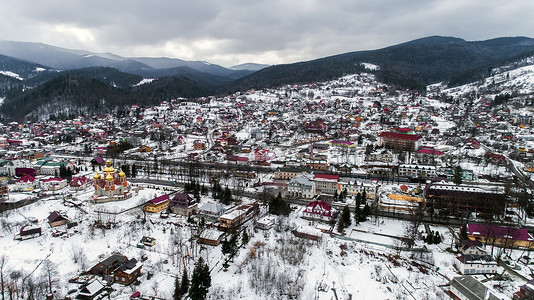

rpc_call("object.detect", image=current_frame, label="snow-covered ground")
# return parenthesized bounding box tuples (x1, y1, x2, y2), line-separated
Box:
(1, 184, 525, 299)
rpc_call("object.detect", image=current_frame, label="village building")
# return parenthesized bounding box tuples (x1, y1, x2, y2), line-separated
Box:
(465, 223, 534, 249)
(92, 160, 132, 203)
(313, 174, 339, 195)
(139, 236, 156, 247)
(197, 201, 225, 221)
(90, 254, 128, 276)
(78, 280, 105, 299)
(40, 177, 67, 191)
(302, 200, 336, 222)
(198, 229, 225, 246)
(144, 194, 170, 213)
(398, 164, 437, 179)
(377, 131, 422, 151)
(69, 176, 91, 191)
(514, 279, 534, 299)
(273, 167, 309, 180)
(48, 211, 68, 227)
(336, 178, 378, 200)
(454, 254, 498, 275)
(424, 181, 506, 217)
(169, 193, 198, 216)
(0, 177, 8, 199)
(14, 174, 39, 192)
(379, 193, 424, 213)
(449, 276, 501, 300)
(287, 174, 315, 199)
(114, 258, 143, 285)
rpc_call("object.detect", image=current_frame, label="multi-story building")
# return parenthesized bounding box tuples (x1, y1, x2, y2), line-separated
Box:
(377, 131, 422, 151)
(169, 193, 198, 216)
(302, 200, 336, 222)
(398, 164, 437, 179)
(273, 167, 309, 180)
(424, 182, 505, 217)
(287, 174, 315, 199)
(144, 194, 170, 213)
(337, 178, 378, 200)
(0, 177, 8, 199)
(454, 254, 497, 275)
(313, 174, 339, 195)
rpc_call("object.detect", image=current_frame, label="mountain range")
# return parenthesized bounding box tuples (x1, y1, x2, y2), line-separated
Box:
(1, 36, 534, 120)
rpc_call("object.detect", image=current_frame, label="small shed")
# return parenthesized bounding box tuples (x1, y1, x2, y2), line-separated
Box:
(78, 280, 105, 299)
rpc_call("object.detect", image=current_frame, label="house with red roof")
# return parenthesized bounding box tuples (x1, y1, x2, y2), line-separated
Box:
(416, 146, 445, 157)
(313, 174, 339, 195)
(14, 174, 39, 191)
(465, 223, 534, 249)
(144, 194, 170, 213)
(41, 177, 67, 191)
(302, 200, 337, 222)
(377, 131, 422, 151)
(69, 176, 91, 191)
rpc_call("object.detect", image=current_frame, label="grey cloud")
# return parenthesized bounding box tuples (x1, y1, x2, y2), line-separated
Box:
(1, 0, 533, 66)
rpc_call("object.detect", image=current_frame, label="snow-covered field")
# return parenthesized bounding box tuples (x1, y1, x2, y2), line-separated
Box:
(2, 184, 524, 299)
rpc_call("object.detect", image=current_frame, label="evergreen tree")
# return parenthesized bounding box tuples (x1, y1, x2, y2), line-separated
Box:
(354, 204, 361, 225)
(189, 257, 211, 300)
(180, 269, 189, 297)
(242, 230, 249, 246)
(333, 190, 339, 201)
(355, 192, 362, 207)
(361, 203, 370, 221)
(342, 205, 351, 227)
(426, 231, 434, 244)
(173, 275, 183, 300)
(221, 186, 232, 205)
(121, 165, 131, 177)
(337, 218, 345, 233)
(268, 193, 291, 215)
(193, 182, 201, 202)
(460, 224, 468, 241)
(453, 165, 463, 185)
(131, 164, 137, 178)
(433, 232, 442, 244)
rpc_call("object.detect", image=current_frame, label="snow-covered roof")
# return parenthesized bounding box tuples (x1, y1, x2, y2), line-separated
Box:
(79, 280, 104, 296)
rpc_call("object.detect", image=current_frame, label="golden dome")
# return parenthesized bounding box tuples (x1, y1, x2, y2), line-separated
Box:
(105, 173, 114, 181)
(118, 169, 126, 178)
(103, 165, 115, 173)
(106, 159, 112, 165)
(93, 171, 101, 180)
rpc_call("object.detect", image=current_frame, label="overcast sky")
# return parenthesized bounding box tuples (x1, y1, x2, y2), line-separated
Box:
(0, 0, 532, 67)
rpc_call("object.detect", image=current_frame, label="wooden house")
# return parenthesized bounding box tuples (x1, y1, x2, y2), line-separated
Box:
(90, 254, 128, 275)
(47, 211, 68, 228)
(114, 258, 142, 285)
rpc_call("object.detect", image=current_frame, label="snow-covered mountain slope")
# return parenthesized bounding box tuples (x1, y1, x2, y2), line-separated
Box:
(428, 56, 534, 98)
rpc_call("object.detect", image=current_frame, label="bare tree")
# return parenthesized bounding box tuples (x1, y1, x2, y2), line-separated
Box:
(403, 208, 423, 248)
(0, 255, 7, 300)
(40, 259, 58, 295)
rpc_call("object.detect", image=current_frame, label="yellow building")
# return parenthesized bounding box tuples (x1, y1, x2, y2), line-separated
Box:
(144, 194, 170, 213)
